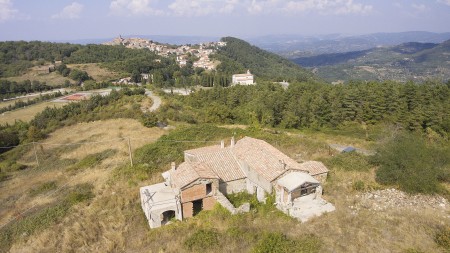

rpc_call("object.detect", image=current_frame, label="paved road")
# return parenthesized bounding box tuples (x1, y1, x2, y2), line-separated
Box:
(2, 88, 69, 102)
(145, 89, 162, 112)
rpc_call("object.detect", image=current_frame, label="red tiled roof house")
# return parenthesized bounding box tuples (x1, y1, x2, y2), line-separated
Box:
(140, 136, 335, 229)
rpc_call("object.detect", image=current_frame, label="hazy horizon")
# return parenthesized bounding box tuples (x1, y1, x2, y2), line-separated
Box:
(1, 0, 450, 41)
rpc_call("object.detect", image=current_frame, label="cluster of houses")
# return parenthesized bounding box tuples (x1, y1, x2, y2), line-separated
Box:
(105, 37, 278, 88)
(104, 36, 225, 70)
(140, 136, 335, 229)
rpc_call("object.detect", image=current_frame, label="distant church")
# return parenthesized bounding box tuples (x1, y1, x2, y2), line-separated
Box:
(232, 70, 254, 85)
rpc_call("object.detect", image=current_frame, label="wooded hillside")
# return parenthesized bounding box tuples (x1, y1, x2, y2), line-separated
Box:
(214, 37, 314, 82)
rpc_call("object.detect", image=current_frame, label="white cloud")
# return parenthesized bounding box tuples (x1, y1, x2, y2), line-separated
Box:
(111, 0, 372, 17)
(412, 3, 427, 12)
(168, 0, 215, 16)
(0, 0, 17, 22)
(247, 0, 281, 14)
(52, 2, 84, 19)
(283, 0, 372, 15)
(110, 0, 164, 16)
(168, 0, 241, 16)
(220, 0, 239, 13)
(437, 0, 450, 6)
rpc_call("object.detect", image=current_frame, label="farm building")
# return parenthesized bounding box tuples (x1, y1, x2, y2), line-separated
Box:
(140, 137, 335, 229)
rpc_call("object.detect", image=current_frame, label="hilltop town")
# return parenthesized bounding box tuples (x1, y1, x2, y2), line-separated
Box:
(104, 36, 226, 70)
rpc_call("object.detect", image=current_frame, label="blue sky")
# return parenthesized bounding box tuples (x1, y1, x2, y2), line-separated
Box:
(1, 0, 450, 41)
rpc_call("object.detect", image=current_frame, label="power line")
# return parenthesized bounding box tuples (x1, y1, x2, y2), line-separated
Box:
(0, 176, 75, 229)
(0, 137, 221, 149)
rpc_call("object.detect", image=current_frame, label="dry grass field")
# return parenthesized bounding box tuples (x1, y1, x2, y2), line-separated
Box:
(6, 66, 73, 86)
(67, 63, 122, 82)
(0, 119, 167, 251)
(0, 101, 67, 124)
(1, 121, 448, 253)
(6, 63, 121, 86)
(0, 99, 23, 109)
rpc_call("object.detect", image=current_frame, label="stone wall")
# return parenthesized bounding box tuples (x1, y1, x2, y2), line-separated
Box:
(219, 179, 246, 195)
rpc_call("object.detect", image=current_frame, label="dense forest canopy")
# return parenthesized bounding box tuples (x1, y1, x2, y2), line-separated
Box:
(0, 41, 171, 80)
(162, 80, 450, 136)
(0, 41, 79, 77)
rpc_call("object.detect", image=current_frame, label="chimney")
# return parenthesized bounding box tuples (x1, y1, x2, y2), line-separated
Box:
(221, 140, 225, 148)
(280, 160, 286, 169)
(171, 162, 176, 171)
(230, 136, 235, 147)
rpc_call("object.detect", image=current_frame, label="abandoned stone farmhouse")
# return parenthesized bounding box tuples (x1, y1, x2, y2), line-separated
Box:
(140, 137, 335, 229)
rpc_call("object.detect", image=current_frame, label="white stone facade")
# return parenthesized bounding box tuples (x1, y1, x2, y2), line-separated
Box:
(232, 70, 254, 85)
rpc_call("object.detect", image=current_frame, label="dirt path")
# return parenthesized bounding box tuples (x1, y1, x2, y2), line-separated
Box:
(145, 89, 162, 112)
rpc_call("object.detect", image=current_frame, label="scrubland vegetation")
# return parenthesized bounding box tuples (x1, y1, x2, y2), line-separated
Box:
(0, 38, 449, 252)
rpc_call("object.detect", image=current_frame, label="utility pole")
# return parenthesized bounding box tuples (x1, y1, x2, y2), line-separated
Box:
(32, 142, 39, 166)
(127, 137, 133, 166)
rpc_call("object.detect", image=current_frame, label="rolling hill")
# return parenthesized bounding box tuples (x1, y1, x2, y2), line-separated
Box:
(292, 40, 450, 82)
(214, 37, 314, 82)
(250, 31, 450, 57)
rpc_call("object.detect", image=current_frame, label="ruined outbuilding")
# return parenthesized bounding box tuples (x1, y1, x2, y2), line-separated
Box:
(140, 137, 335, 228)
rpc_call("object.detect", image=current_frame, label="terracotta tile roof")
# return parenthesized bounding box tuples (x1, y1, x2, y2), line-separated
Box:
(170, 161, 218, 189)
(297, 161, 329, 176)
(182, 137, 328, 184)
(189, 149, 246, 182)
(232, 137, 318, 182)
(232, 137, 288, 182)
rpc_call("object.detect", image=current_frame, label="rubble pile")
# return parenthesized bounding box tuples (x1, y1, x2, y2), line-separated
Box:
(349, 188, 449, 212)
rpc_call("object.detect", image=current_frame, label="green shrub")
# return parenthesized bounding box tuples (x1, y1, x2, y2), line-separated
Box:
(0, 160, 27, 173)
(435, 226, 450, 250)
(65, 183, 94, 204)
(252, 232, 321, 253)
(373, 133, 449, 194)
(183, 229, 219, 251)
(227, 192, 259, 208)
(352, 180, 366, 191)
(325, 152, 371, 171)
(29, 181, 57, 197)
(67, 149, 116, 171)
(141, 112, 158, 128)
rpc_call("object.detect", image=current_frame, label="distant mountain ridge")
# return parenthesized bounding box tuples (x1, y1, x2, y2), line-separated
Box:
(292, 39, 450, 82)
(249, 31, 450, 57)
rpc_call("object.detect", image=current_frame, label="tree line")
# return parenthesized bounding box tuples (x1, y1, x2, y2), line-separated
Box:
(163, 80, 449, 136)
(0, 79, 55, 100)
(0, 92, 64, 114)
